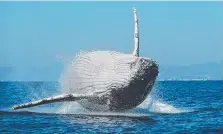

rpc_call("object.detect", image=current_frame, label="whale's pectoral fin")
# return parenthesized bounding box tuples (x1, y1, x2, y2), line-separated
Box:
(132, 7, 139, 57)
(12, 93, 95, 110)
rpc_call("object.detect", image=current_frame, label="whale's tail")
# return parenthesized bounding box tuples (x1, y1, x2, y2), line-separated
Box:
(12, 93, 95, 110)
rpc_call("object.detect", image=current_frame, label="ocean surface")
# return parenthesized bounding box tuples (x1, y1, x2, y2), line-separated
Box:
(0, 81, 223, 133)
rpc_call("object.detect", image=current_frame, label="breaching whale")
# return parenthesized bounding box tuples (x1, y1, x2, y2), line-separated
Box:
(12, 7, 159, 112)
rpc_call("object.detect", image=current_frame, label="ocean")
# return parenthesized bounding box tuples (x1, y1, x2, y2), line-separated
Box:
(0, 81, 222, 133)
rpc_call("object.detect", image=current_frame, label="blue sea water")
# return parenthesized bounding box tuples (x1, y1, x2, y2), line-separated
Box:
(0, 81, 223, 134)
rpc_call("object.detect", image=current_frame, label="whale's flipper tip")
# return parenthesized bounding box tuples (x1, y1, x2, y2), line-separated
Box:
(133, 7, 136, 11)
(12, 106, 18, 110)
(132, 7, 139, 57)
(12, 93, 95, 110)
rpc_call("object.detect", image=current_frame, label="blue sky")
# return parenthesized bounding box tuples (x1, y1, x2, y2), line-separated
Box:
(0, 2, 223, 80)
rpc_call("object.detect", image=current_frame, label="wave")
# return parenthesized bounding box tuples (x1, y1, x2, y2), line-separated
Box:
(2, 107, 222, 117)
(0, 110, 155, 121)
(1, 106, 223, 120)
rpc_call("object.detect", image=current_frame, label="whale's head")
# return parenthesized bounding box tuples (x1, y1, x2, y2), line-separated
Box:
(137, 57, 159, 80)
(121, 57, 159, 109)
(107, 56, 159, 112)
(130, 57, 159, 82)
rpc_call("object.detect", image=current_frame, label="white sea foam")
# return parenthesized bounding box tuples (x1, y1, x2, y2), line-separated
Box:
(137, 85, 191, 114)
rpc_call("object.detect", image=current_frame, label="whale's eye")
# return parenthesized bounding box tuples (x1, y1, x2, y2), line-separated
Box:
(140, 58, 147, 64)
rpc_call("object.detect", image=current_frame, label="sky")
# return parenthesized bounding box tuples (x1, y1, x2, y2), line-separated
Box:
(0, 2, 223, 80)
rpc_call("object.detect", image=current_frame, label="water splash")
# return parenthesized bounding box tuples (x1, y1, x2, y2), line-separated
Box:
(136, 85, 190, 114)
(58, 102, 88, 114)
(138, 98, 182, 114)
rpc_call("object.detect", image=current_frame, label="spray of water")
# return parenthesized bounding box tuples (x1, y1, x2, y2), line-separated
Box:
(137, 95, 183, 114)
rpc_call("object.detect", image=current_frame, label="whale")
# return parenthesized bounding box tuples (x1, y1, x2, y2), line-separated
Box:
(12, 7, 159, 112)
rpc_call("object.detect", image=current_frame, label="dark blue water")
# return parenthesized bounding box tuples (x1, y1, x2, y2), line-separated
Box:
(0, 81, 223, 133)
